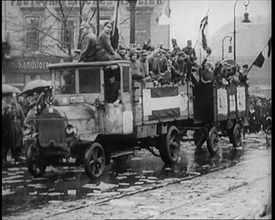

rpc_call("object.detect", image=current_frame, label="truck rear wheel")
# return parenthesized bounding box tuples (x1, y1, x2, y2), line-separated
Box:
(159, 126, 180, 164)
(232, 123, 243, 148)
(84, 142, 105, 179)
(207, 127, 219, 155)
(26, 142, 47, 178)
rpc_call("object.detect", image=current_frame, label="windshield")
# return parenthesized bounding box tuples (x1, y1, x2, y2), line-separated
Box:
(55, 69, 76, 94)
(79, 67, 100, 93)
(54, 67, 101, 95)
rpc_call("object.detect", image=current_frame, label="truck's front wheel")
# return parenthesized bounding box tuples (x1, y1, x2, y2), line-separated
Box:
(26, 142, 47, 178)
(159, 126, 180, 164)
(84, 142, 105, 179)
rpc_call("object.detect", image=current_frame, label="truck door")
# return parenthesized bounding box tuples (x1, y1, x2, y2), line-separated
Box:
(103, 64, 133, 134)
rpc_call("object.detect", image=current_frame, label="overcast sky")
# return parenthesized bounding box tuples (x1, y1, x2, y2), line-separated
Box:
(169, 0, 271, 47)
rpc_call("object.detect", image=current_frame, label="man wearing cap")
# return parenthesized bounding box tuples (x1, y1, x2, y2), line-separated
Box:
(129, 48, 144, 80)
(3, 93, 25, 162)
(182, 40, 197, 61)
(171, 51, 186, 83)
(78, 22, 97, 62)
(96, 21, 121, 61)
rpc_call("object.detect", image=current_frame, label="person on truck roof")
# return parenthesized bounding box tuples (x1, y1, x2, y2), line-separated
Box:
(96, 21, 122, 61)
(78, 22, 97, 62)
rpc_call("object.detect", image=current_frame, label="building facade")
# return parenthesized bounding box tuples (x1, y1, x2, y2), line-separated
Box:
(2, 0, 170, 88)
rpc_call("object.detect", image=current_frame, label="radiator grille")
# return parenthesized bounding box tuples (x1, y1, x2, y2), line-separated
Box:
(36, 118, 66, 147)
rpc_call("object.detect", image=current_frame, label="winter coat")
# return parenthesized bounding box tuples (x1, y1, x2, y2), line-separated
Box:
(96, 31, 121, 61)
(79, 32, 97, 62)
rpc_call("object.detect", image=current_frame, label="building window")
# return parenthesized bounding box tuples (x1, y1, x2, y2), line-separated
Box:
(26, 16, 39, 50)
(61, 19, 75, 48)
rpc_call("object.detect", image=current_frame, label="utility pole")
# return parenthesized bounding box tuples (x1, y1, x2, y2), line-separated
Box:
(96, 0, 100, 37)
(128, 0, 137, 44)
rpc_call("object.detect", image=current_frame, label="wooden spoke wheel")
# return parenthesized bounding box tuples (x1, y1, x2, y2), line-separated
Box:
(193, 129, 207, 149)
(207, 127, 219, 155)
(159, 126, 180, 164)
(84, 142, 105, 179)
(232, 123, 243, 148)
(26, 142, 47, 178)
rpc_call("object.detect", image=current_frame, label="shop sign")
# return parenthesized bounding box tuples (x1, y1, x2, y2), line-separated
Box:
(6, 57, 65, 74)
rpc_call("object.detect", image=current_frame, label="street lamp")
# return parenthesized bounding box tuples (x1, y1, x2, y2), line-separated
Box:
(222, 36, 232, 60)
(233, 0, 251, 62)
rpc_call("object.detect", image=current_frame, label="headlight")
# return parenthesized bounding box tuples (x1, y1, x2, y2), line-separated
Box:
(65, 124, 77, 135)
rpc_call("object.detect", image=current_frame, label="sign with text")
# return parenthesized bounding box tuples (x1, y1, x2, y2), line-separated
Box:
(10, 0, 164, 7)
(5, 56, 66, 74)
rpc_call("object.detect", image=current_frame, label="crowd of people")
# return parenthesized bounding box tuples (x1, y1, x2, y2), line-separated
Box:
(76, 19, 250, 87)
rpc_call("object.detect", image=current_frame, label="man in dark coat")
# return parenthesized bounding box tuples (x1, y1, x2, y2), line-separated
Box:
(104, 71, 121, 105)
(96, 21, 121, 61)
(2, 93, 25, 162)
(78, 22, 97, 62)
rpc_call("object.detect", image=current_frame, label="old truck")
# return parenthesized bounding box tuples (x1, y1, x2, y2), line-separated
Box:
(25, 60, 249, 179)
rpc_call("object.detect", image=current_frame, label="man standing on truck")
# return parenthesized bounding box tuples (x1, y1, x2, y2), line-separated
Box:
(78, 22, 97, 62)
(104, 69, 121, 106)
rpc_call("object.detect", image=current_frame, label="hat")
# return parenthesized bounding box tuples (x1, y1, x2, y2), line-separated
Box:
(243, 64, 248, 68)
(104, 20, 113, 27)
(141, 50, 149, 56)
(80, 22, 90, 30)
(178, 51, 185, 56)
(119, 45, 126, 50)
(129, 48, 137, 57)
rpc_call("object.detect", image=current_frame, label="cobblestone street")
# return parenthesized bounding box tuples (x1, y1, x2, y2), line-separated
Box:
(2, 133, 271, 219)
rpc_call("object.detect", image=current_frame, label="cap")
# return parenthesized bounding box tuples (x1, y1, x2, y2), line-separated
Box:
(141, 50, 149, 56)
(119, 45, 126, 50)
(178, 51, 185, 56)
(104, 20, 113, 27)
(80, 22, 90, 30)
(129, 48, 138, 57)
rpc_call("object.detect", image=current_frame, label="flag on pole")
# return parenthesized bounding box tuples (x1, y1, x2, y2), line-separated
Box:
(199, 14, 208, 50)
(111, 0, 119, 50)
(253, 52, 265, 68)
(253, 37, 272, 68)
(155, 0, 171, 25)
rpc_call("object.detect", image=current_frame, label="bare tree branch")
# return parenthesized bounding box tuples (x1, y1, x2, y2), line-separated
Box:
(58, 0, 66, 19)
(56, 44, 69, 55)
(41, 2, 61, 22)
(35, 27, 61, 44)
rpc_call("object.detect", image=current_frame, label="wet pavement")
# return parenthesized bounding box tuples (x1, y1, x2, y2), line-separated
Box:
(2, 132, 269, 217)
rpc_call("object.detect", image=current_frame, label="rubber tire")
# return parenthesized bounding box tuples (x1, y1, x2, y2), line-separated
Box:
(266, 127, 272, 148)
(193, 129, 207, 149)
(26, 142, 47, 178)
(207, 127, 219, 155)
(232, 123, 243, 148)
(84, 142, 105, 179)
(159, 126, 180, 164)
